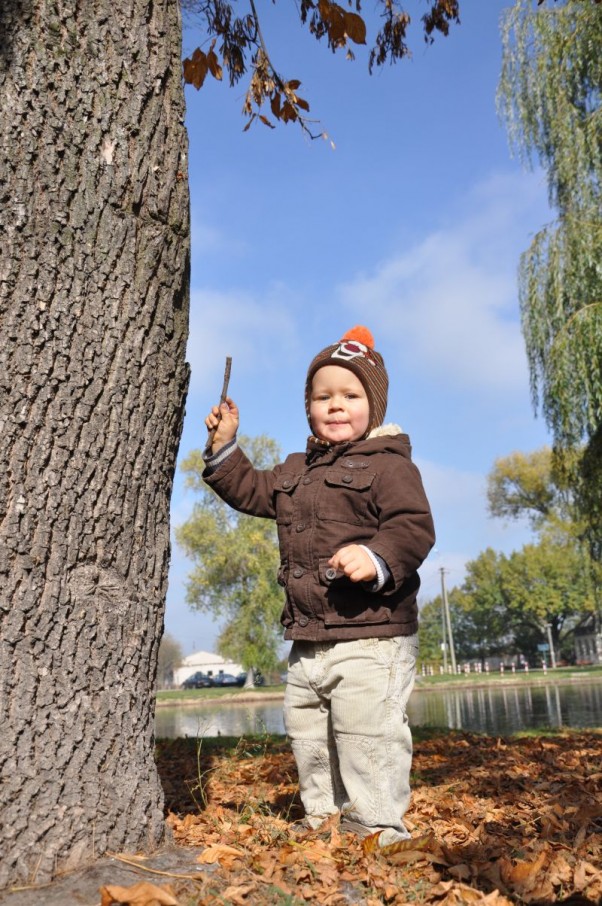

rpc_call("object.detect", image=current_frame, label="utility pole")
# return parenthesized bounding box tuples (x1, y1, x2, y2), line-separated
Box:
(440, 567, 457, 674)
(441, 591, 448, 672)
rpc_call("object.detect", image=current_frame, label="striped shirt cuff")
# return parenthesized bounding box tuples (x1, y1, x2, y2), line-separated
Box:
(203, 437, 238, 475)
(359, 545, 390, 592)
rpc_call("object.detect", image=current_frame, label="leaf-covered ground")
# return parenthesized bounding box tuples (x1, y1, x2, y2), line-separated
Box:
(125, 730, 602, 906)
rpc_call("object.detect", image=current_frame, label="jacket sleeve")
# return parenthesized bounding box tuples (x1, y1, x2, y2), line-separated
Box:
(367, 459, 435, 595)
(202, 445, 280, 519)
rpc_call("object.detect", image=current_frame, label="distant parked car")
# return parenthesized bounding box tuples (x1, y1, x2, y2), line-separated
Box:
(181, 671, 212, 689)
(210, 672, 244, 687)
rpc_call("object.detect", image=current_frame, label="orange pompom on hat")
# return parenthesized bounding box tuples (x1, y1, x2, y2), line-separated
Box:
(305, 326, 389, 437)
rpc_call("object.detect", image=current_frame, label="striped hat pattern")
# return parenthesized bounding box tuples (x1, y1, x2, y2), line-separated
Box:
(305, 326, 389, 438)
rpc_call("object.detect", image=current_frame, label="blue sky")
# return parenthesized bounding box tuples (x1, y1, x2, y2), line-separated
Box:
(165, 0, 552, 654)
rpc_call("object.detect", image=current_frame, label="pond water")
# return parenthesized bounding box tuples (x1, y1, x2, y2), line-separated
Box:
(155, 679, 602, 739)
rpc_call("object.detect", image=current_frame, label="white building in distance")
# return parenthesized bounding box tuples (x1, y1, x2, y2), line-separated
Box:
(174, 650, 243, 686)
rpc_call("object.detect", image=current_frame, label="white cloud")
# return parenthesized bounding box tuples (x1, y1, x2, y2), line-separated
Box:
(337, 171, 548, 398)
(186, 284, 300, 397)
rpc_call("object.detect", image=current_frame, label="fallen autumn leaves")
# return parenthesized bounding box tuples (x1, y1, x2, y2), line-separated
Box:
(104, 730, 601, 905)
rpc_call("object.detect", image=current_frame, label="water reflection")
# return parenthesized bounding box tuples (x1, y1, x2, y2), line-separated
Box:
(155, 681, 602, 739)
(156, 701, 286, 739)
(408, 680, 602, 736)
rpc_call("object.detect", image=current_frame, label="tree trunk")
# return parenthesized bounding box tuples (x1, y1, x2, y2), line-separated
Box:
(0, 0, 190, 887)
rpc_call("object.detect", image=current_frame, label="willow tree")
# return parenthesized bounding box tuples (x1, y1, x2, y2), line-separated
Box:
(498, 0, 602, 551)
(0, 0, 189, 888)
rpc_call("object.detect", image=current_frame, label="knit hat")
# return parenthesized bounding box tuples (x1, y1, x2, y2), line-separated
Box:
(305, 326, 389, 437)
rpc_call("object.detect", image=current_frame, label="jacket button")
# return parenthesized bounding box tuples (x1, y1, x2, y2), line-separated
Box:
(298, 616, 309, 627)
(296, 523, 305, 532)
(325, 567, 337, 581)
(282, 479, 291, 489)
(303, 477, 311, 485)
(342, 474, 353, 483)
(293, 567, 304, 578)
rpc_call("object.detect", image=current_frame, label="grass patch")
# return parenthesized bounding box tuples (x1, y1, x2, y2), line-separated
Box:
(156, 684, 286, 704)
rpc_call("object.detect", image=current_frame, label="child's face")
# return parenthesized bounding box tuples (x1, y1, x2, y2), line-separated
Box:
(310, 365, 370, 443)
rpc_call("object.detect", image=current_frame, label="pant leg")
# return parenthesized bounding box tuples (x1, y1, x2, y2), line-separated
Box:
(283, 642, 344, 824)
(328, 635, 418, 834)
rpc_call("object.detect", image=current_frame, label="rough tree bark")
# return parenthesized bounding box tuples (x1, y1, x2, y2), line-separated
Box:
(0, 0, 190, 887)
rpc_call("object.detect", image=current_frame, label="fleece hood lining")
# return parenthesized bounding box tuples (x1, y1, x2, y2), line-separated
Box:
(367, 423, 403, 438)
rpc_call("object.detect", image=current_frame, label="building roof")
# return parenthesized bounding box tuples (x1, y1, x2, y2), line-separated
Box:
(182, 651, 229, 667)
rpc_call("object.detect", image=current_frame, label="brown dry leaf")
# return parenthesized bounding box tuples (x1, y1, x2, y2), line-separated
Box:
(279, 838, 337, 866)
(574, 859, 602, 898)
(479, 892, 514, 905)
(430, 880, 508, 904)
(157, 731, 602, 905)
(448, 863, 472, 881)
(99, 881, 179, 906)
(371, 830, 435, 858)
(546, 851, 574, 888)
(499, 848, 548, 891)
(221, 882, 257, 904)
(197, 842, 245, 868)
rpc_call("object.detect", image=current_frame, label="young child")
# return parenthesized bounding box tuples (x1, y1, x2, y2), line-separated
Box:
(203, 326, 435, 846)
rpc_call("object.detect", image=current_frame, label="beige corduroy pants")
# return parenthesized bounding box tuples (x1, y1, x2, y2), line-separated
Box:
(284, 634, 418, 842)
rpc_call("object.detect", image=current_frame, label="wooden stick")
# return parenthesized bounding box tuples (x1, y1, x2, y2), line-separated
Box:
(207, 356, 232, 447)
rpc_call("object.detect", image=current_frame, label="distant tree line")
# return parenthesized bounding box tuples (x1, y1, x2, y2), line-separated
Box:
(419, 449, 601, 669)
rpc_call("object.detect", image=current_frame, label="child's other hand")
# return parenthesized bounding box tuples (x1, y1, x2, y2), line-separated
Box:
(329, 545, 376, 583)
(204, 396, 239, 452)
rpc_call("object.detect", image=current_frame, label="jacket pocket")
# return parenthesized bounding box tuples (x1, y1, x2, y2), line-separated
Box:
(318, 558, 391, 626)
(273, 473, 300, 525)
(317, 469, 376, 525)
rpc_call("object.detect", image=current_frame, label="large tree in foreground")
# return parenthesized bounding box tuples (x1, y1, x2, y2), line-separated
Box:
(0, 0, 190, 887)
(498, 0, 602, 553)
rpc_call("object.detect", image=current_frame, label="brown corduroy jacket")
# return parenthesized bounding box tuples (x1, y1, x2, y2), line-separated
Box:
(203, 426, 435, 642)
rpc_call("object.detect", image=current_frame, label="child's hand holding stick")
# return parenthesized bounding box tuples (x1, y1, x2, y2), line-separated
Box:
(206, 357, 234, 450)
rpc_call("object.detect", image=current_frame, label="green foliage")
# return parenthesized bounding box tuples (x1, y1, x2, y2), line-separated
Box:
(448, 549, 513, 662)
(157, 633, 184, 689)
(418, 597, 446, 666)
(502, 538, 596, 640)
(176, 435, 284, 674)
(486, 446, 602, 606)
(487, 448, 563, 528)
(498, 0, 602, 541)
(573, 425, 602, 560)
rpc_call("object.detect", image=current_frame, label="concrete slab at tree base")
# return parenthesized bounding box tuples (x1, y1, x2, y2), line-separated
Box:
(0, 846, 209, 906)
